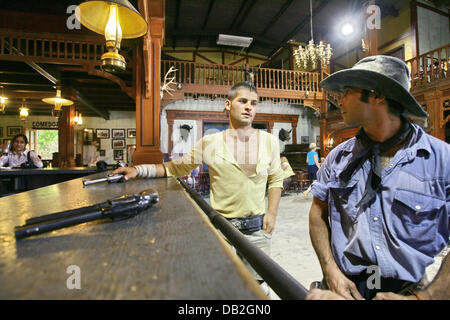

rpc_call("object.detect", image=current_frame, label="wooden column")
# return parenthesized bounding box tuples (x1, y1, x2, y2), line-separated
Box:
(167, 118, 174, 155)
(268, 121, 274, 133)
(57, 105, 75, 167)
(364, 1, 378, 57)
(319, 99, 328, 157)
(291, 121, 297, 144)
(133, 0, 165, 165)
(424, 90, 444, 140)
(410, 0, 419, 57)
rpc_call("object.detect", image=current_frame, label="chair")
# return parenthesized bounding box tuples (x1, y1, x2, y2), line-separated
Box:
(196, 172, 210, 195)
(295, 171, 311, 192)
(285, 174, 300, 194)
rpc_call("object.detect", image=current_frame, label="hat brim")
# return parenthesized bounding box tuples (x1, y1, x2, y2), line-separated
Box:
(320, 69, 428, 118)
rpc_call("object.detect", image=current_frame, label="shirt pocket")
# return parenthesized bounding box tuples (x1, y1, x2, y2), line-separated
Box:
(391, 189, 443, 250)
(328, 179, 360, 225)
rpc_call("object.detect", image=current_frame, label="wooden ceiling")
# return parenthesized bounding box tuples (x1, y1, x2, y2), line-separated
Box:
(0, 0, 407, 119)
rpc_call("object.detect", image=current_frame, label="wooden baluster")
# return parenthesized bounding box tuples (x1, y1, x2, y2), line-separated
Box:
(49, 40, 53, 58)
(25, 38, 29, 57)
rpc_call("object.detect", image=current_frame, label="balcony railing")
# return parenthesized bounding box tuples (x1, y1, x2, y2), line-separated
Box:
(406, 43, 449, 90)
(161, 60, 324, 96)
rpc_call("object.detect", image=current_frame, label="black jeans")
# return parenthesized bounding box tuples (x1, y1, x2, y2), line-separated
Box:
(346, 271, 415, 300)
(321, 270, 417, 300)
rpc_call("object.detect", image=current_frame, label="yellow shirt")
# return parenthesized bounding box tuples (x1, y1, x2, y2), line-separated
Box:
(164, 130, 283, 218)
(281, 161, 295, 180)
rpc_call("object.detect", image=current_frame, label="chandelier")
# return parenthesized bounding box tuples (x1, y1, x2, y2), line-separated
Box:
(293, 0, 332, 69)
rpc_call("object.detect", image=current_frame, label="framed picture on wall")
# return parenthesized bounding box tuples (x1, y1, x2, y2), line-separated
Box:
(99, 149, 106, 157)
(96, 128, 110, 139)
(316, 135, 320, 145)
(7, 126, 23, 136)
(3, 138, 11, 145)
(113, 149, 123, 160)
(112, 139, 125, 149)
(112, 129, 125, 139)
(0, 127, 3, 137)
(127, 129, 136, 138)
(83, 128, 94, 143)
(301, 136, 309, 144)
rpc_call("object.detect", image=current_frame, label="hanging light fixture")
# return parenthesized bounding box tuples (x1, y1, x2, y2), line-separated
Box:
(75, 0, 148, 73)
(19, 98, 29, 121)
(42, 89, 74, 118)
(293, 0, 333, 69)
(0, 86, 7, 113)
(73, 111, 83, 126)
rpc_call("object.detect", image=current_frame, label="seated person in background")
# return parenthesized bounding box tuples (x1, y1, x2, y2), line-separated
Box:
(0, 134, 43, 168)
(280, 156, 295, 196)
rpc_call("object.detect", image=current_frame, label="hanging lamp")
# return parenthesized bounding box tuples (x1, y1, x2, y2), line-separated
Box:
(0, 86, 7, 113)
(19, 99, 29, 121)
(75, 0, 148, 73)
(42, 89, 74, 118)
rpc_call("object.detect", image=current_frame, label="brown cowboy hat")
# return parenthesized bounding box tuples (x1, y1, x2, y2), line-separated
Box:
(320, 55, 428, 118)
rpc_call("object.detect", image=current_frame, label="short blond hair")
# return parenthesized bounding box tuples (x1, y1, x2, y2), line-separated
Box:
(309, 143, 317, 150)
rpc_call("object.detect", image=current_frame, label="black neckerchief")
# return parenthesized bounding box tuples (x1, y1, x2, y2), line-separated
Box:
(339, 117, 412, 208)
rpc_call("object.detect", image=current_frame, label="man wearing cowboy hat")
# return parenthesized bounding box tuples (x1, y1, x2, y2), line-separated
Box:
(307, 55, 449, 300)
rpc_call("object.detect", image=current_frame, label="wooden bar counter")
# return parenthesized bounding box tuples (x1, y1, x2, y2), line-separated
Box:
(0, 172, 264, 299)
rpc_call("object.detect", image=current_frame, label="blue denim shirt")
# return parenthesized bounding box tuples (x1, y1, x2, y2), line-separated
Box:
(311, 124, 449, 283)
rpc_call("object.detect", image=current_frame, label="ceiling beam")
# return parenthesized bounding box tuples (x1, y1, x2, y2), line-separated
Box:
(228, 0, 249, 32)
(267, 0, 330, 58)
(173, 0, 181, 49)
(195, 0, 216, 49)
(3, 37, 110, 119)
(230, 0, 257, 33)
(247, 0, 294, 53)
(74, 90, 110, 120)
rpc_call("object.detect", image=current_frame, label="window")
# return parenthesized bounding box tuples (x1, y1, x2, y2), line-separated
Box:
(26, 129, 58, 160)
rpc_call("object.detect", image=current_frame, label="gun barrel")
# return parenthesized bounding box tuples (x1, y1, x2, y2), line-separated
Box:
(82, 177, 108, 186)
(82, 174, 124, 187)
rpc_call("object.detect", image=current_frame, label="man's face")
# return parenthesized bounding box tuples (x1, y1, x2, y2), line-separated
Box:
(13, 137, 26, 152)
(225, 89, 258, 127)
(338, 87, 371, 127)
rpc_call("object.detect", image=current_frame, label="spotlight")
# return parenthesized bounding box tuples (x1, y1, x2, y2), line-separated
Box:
(341, 23, 354, 36)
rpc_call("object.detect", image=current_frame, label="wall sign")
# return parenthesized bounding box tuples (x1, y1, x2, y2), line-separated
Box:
(32, 121, 59, 129)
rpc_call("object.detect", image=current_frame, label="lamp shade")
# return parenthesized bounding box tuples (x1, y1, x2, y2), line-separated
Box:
(42, 90, 74, 108)
(76, 0, 148, 39)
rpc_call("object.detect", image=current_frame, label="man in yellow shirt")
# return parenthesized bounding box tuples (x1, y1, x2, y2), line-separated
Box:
(112, 81, 284, 289)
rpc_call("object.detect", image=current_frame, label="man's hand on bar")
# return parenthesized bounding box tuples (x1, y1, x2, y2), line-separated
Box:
(306, 289, 347, 300)
(112, 166, 137, 180)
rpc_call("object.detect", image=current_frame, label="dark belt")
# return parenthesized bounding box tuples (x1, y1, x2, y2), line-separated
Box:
(227, 214, 264, 232)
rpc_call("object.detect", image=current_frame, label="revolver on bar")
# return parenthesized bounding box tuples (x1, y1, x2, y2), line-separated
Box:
(82, 173, 124, 187)
(15, 189, 160, 239)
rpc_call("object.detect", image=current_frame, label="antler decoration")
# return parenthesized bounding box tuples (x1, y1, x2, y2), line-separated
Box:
(160, 66, 178, 99)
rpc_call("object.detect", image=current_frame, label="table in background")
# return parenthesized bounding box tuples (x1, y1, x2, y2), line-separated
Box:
(0, 167, 98, 195)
